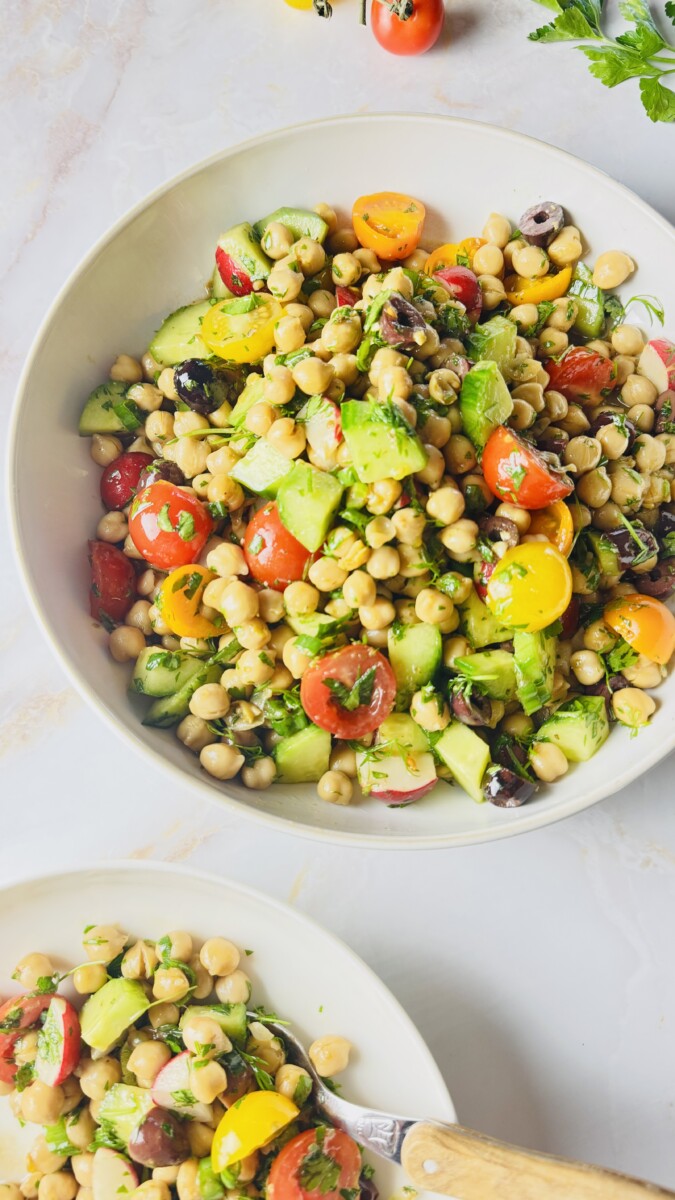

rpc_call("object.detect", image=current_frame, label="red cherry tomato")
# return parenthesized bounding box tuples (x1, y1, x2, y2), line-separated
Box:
(100, 452, 154, 511)
(434, 266, 482, 323)
(560, 595, 581, 641)
(371, 0, 444, 56)
(267, 1128, 362, 1200)
(215, 246, 254, 296)
(0, 993, 52, 1082)
(474, 558, 495, 602)
(243, 502, 312, 589)
(301, 645, 397, 739)
(482, 426, 574, 510)
(335, 286, 360, 307)
(88, 540, 136, 625)
(545, 347, 616, 406)
(129, 482, 213, 570)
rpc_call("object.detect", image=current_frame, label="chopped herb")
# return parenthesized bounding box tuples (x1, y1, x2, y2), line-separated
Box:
(323, 666, 376, 711)
(14, 1063, 35, 1092)
(177, 511, 196, 542)
(299, 1145, 341, 1194)
(171, 1088, 197, 1108)
(248, 533, 264, 555)
(157, 503, 174, 533)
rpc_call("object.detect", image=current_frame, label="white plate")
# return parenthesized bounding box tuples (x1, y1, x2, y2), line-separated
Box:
(0, 860, 454, 1186)
(8, 113, 675, 848)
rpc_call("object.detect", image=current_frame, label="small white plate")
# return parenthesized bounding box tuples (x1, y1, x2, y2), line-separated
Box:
(0, 861, 455, 1189)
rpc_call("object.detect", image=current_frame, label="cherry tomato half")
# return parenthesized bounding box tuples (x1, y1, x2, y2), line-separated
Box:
(301, 644, 397, 739)
(504, 266, 572, 305)
(215, 247, 254, 297)
(159, 565, 224, 638)
(0, 994, 52, 1081)
(129, 482, 213, 570)
(243, 502, 312, 589)
(486, 542, 573, 633)
(433, 265, 482, 323)
(268, 1128, 362, 1200)
(201, 294, 285, 364)
(424, 237, 485, 275)
(353, 192, 426, 261)
(604, 593, 675, 666)
(371, 0, 445, 56)
(88, 540, 136, 625)
(527, 500, 574, 556)
(482, 426, 574, 510)
(100, 451, 153, 511)
(545, 347, 616, 406)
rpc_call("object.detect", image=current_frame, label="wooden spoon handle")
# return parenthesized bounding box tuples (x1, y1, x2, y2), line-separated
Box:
(401, 1121, 675, 1200)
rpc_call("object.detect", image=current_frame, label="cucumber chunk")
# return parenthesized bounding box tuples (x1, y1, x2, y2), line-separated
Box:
(277, 461, 343, 552)
(285, 612, 339, 638)
(341, 399, 428, 483)
(229, 374, 265, 427)
(131, 648, 206, 698)
(460, 360, 514, 453)
(230, 438, 293, 498)
(81, 980, 150, 1054)
(149, 300, 213, 366)
(568, 263, 605, 339)
(466, 315, 517, 372)
(434, 722, 491, 804)
(78, 381, 138, 436)
(377, 713, 429, 754)
(97, 1084, 154, 1145)
(211, 264, 233, 300)
(454, 649, 517, 701)
(180, 1003, 247, 1045)
(143, 663, 222, 728)
(387, 623, 442, 709)
(275, 724, 331, 783)
(534, 695, 609, 762)
(587, 530, 621, 578)
(253, 206, 328, 245)
(217, 222, 272, 283)
(458, 587, 512, 649)
(513, 628, 556, 716)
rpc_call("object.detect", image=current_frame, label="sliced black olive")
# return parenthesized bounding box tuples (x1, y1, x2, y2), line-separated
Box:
(492, 737, 527, 771)
(483, 765, 537, 807)
(128, 1106, 189, 1167)
(654, 389, 675, 434)
(585, 674, 629, 716)
(519, 202, 565, 248)
(537, 428, 569, 458)
(634, 559, 675, 599)
(451, 690, 491, 727)
(657, 509, 675, 539)
(603, 526, 659, 569)
(379, 292, 428, 350)
(137, 459, 185, 490)
(478, 514, 519, 549)
(174, 359, 243, 414)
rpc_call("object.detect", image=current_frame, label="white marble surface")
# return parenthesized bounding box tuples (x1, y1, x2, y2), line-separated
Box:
(3, 0, 675, 1188)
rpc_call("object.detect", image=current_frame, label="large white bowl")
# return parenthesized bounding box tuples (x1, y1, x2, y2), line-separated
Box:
(0, 861, 454, 1185)
(9, 114, 675, 848)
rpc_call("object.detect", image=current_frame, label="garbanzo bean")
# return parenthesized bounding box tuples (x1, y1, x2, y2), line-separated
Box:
(612, 687, 656, 727)
(317, 770, 353, 805)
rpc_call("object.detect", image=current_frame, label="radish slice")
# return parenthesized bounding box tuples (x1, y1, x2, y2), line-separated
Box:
(92, 1148, 139, 1200)
(35, 997, 81, 1087)
(638, 338, 675, 395)
(357, 750, 438, 805)
(151, 1049, 213, 1123)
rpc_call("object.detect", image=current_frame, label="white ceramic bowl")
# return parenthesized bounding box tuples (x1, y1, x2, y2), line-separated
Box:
(9, 114, 675, 848)
(0, 861, 454, 1185)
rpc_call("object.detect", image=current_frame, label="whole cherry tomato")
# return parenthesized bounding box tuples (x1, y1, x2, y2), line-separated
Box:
(243, 502, 312, 589)
(604, 593, 675, 666)
(88, 540, 136, 625)
(301, 644, 397, 739)
(433, 265, 482, 323)
(352, 192, 425, 261)
(268, 1129, 362, 1200)
(100, 452, 153, 511)
(486, 542, 573, 633)
(371, 0, 445, 55)
(545, 347, 616, 406)
(129, 482, 213, 570)
(482, 426, 574, 510)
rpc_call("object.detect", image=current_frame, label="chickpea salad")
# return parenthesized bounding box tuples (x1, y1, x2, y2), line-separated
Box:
(81, 192, 675, 810)
(0, 928, 368, 1200)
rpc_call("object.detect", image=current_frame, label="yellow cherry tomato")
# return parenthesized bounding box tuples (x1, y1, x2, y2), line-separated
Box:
(527, 501, 574, 557)
(424, 237, 485, 275)
(284, 0, 313, 7)
(352, 192, 426, 261)
(159, 565, 223, 638)
(212, 1090, 299, 1171)
(486, 542, 573, 633)
(201, 294, 285, 364)
(504, 266, 573, 305)
(604, 593, 675, 666)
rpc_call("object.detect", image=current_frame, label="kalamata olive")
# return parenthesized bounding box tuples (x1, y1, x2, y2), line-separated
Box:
(492, 737, 527, 771)
(478, 514, 519, 549)
(221, 1050, 255, 1103)
(589, 410, 637, 449)
(654, 390, 675, 434)
(451, 690, 491, 727)
(518, 201, 565, 248)
(483, 765, 537, 808)
(378, 292, 428, 349)
(532, 705, 554, 729)
(657, 509, 675, 539)
(128, 1106, 189, 1167)
(634, 559, 675, 599)
(585, 674, 628, 716)
(174, 359, 242, 414)
(603, 526, 659, 569)
(360, 1177, 379, 1200)
(560, 596, 581, 641)
(537, 428, 569, 458)
(137, 459, 185, 490)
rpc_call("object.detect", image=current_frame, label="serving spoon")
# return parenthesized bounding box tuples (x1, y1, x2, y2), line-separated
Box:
(263, 1020, 675, 1200)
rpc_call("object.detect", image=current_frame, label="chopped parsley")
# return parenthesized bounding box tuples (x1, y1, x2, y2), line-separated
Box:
(298, 1144, 341, 1194)
(323, 666, 376, 711)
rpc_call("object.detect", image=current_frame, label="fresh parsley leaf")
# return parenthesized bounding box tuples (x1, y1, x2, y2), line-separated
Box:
(14, 1063, 35, 1092)
(667, 0, 675, 20)
(529, 7, 602, 42)
(605, 638, 639, 674)
(90, 1120, 126, 1153)
(580, 43, 660, 86)
(323, 666, 376, 711)
(299, 1146, 341, 1194)
(603, 294, 626, 328)
(640, 74, 675, 120)
(157, 503, 174, 533)
(522, 300, 556, 337)
(177, 511, 196, 541)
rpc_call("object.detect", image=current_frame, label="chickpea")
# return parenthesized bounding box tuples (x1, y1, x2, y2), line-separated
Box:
(268, 264, 303, 304)
(538, 328, 568, 358)
(478, 274, 506, 309)
(236, 618, 272, 652)
(443, 434, 477, 476)
(275, 1063, 313, 1105)
(378, 365, 413, 402)
(261, 221, 294, 260)
(152, 965, 191, 1002)
(37, 1176, 77, 1200)
(622, 653, 664, 689)
(491, 502, 529, 535)
(321, 311, 362, 355)
(27, 1135, 67, 1176)
(72, 961, 107, 995)
(177, 715, 216, 754)
(21, 1079, 64, 1125)
(610, 465, 645, 509)
(612, 687, 656, 728)
(355, 246, 381, 274)
(548, 225, 582, 267)
(121, 938, 158, 981)
(365, 478, 402, 515)
(187, 683, 230, 722)
(176, 1160, 200, 1200)
(182, 1014, 230, 1062)
(189, 1059, 227, 1106)
(576, 466, 612, 508)
(511, 243, 549, 279)
(389, 508, 424, 548)
(283, 581, 318, 617)
(329, 743, 358, 780)
(90, 434, 124, 469)
(317, 770, 353, 805)
(274, 315, 306, 357)
(331, 352, 359, 386)
(126, 1040, 172, 1088)
(308, 289, 337, 320)
(215, 968, 252, 1004)
(109, 353, 143, 384)
(330, 252, 359, 287)
(509, 398, 536, 430)
(309, 1036, 351, 1077)
(358, 598, 396, 631)
(282, 637, 314, 679)
(610, 322, 644, 356)
(153, 1168, 181, 1187)
(546, 296, 579, 332)
(438, 517, 478, 557)
(530, 742, 569, 783)
(425, 485, 464, 527)
(413, 587, 454, 626)
(364, 516, 395, 550)
(381, 266, 414, 299)
(570, 649, 604, 687)
(622, 373, 658, 408)
(635, 434, 667, 474)
(219, 580, 259, 626)
(596, 422, 629, 460)
(474, 244, 505, 278)
(427, 368, 459, 406)
(20, 1176, 42, 1200)
(307, 557, 349, 592)
(82, 924, 127, 964)
(236, 649, 276, 686)
(292, 237, 326, 276)
(13, 953, 55, 991)
(479, 212, 511, 247)
(314, 202, 337, 234)
(411, 688, 450, 732)
(657, 432, 675, 465)
(342, 571, 376, 608)
(563, 436, 602, 475)
(592, 250, 635, 289)
(291, 354, 335, 397)
(108, 625, 145, 663)
(641, 474, 671, 510)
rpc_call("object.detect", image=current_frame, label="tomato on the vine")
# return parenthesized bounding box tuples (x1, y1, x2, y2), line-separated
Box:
(371, 0, 444, 55)
(243, 502, 313, 589)
(482, 426, 574, 510)
(267, 1128, 362, 1200)
(300, 644, 396, 739)
(129, 482, 213, 570)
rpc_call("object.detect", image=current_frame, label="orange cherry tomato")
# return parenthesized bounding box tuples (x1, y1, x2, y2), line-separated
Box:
(352, 192, 425, 261)
(159, 565, 223, 638)
(504, 266, 573, 305)
(603, 593, 675, 666)
(527, 501, 574, 557)
(371, 0, 445, 56)
(424, 237, 485, 275)
(486, 542, 573, 633)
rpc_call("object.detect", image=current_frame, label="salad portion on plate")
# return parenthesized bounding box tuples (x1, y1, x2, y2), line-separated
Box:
(79, 191, 675, 811)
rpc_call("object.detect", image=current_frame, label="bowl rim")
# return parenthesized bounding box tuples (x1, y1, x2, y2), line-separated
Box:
(7, 111, 675, 850)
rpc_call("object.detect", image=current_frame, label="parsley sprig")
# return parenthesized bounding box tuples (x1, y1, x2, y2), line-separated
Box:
(528, 0, 675, 122)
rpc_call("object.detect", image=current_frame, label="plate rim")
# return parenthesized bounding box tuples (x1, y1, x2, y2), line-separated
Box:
(7, 112, 675, 849)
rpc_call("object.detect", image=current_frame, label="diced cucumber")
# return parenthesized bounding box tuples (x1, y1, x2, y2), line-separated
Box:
(387, 623, 442, 709)
(434, 722, 491, 804)
(458, 587, 512, 649)
(277, 461, 343, 552)
(149, 300, 213, 366)
(229, 374, 265, 427)
(513, 628, 556, 716)
(97, 1084, 154, 1145)
(454, 649, 517, 701)
(534, 695, 609, 762)
(142, 663, 222, 728)
(253, 206, 329, 245)
(275, 724, 331, 783)
(78, 381, 141, 436)
(80, 979, 150, 1054)
(211, 263, 233, 300)
(285, 612, 339, 638)
(341, 399, 428, 483)
(587, 530, 621, 578)
(131, 648, 206, 698)
(459, 360, 513, 453)
(466, 315, 517, 372)
(377, 713, 429, 754)
(180, 1003, 247, 1045)
(230, 437, 293, 497)
(568, 263, 605, 339)
(217, 222, 272, 283)
(198, 1159, 225, 1200)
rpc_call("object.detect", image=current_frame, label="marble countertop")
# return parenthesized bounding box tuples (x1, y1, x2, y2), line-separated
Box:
(3, 0, 675, 1188)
